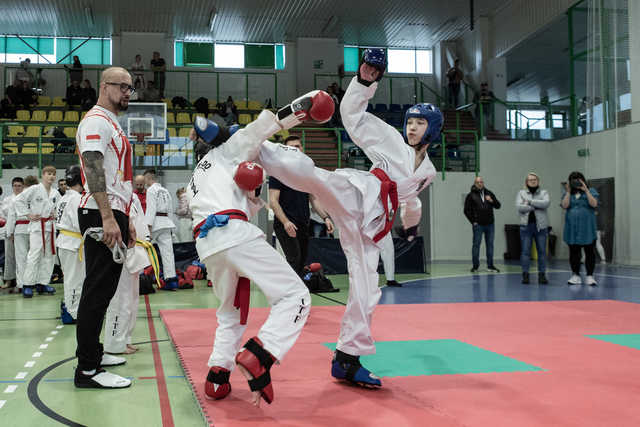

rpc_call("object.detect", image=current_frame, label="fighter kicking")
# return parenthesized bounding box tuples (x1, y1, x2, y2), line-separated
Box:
(191, 48, 440, 390)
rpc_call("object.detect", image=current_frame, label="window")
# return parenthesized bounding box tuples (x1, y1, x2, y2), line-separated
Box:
(344, 46, 432, 74)
(552, 113, 564, 128)
(215, 44, 244, 68)
(55, 38, 111, 65)
(175, 41, 285, 70)
(0, 36, 55, 64)
(507, 110, 547, 130)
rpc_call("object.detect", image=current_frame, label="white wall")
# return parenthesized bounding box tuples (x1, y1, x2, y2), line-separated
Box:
(491, 0, 576, 57)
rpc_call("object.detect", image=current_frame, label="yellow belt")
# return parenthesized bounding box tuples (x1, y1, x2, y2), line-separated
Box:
(58, 231, 161, 285)
(136, 239, 161, 286)
(58, 229, 84, 261)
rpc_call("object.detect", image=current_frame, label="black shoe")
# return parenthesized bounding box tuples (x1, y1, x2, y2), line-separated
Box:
(386, 280, 402, 287)
(538, 274, 548, 285)
(522, 272, 530, 284)
(470, 267, 479, 273)
(487, 266, 500, 273)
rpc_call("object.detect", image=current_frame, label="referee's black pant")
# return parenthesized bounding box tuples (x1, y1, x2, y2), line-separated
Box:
(75, 208, 129, 372)
(274, 220, 309, 278)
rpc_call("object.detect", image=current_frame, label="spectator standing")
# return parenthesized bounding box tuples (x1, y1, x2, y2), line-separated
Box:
(464, 176, 501, 273)
(446, 59, 464, 108)
(174, 187, 192, 242)
(474, 82, 495, 135)
(70, 56, 83, 84)
(16, 59, 34, 85)
(150, 52, 166, 98)
(131, 54, 145, 88)
(1, 177, 24, 291)
(268, 136, 334, 278)
(561, 171, 599, 286)
(57, 179, 67, 197)
(515, 173, 550, 284)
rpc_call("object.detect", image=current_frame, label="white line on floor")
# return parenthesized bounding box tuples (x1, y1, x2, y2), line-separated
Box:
(24, 361, 35, 368)
(50, 331, 58, 335)
(3, 385, 17, 393)
(56, 325, 63, 329)
(39, 344, 48, 349)
(32, 352, 42, 358)
(15, 372, 27, 380)
(0, 400, 5, 409)
(45, 337, 53, 342)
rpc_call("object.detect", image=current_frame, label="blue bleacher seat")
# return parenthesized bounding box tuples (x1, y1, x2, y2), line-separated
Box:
(374, 104, 388, 113)
(402, 104, 413, 111)
(389, 104, 402, 112)
(387, 117, 403, 128)
(340, 129, 351, 142)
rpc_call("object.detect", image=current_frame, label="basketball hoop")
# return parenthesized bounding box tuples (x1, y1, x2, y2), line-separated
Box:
(133, 132, 151, 143)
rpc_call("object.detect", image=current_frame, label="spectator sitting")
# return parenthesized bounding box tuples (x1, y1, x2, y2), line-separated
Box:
(80, 80, 97, 110)
(1, 80, 21, 119)
(225, 96, 238, 122)
(208, 103, 228, 128)
(141, 81, 161, 102)
(65, 80, 83, 106)
(473, 82, 495, 133)
(331, 82, 345, 103)
(129, 79, 143, 102)
(16, 80, 37, 109)
(326, 85, 341, 127)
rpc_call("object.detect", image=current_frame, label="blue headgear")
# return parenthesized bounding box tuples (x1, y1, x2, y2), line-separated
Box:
(403, 103, 443, 146)
(361, 48, 387, 81)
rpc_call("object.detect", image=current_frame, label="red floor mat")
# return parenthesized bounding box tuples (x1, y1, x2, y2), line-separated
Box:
(161, 300, 640, 426)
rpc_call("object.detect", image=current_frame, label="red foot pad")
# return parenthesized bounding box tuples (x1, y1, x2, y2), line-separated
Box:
(235, 337, 276, 404)
(204, 366, 231, 400)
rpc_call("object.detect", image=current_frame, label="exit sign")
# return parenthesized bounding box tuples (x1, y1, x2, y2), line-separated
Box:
(578, 148, 590, 157)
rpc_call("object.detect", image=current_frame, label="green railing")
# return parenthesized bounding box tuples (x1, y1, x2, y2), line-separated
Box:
(3, 65, 280, 106)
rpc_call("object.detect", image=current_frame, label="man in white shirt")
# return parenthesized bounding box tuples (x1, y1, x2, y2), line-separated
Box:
(15, 165, 60, 298)
(55, 165, 84, 324)
(74, 66, 136, 389)
(1, 177, 24, 291)
(143, 169, 178, 290)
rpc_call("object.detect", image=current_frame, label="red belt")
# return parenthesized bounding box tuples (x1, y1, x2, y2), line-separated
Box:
(39, 217, 56, 255)
(16, 220, 30, 225)
(193, 209, 250, 324)
(371, 168, 399, 243)
(156, 212, 168, 216)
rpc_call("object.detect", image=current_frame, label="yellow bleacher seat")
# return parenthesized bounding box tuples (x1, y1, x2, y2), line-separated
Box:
(48, 111, 63, 122)
(176, 112, 191, 124)
(235, 100, 248, 109)
(81, 111, 87, 120)
(63, 111, 80, 122)
(168, 127, 177, 137)
(37, 96, 51, 106)
(25, 126, 41, 138)
(16, 110, 31, 121)
(166, 112, 175, 124)
(253, 113, 260, 121)
(3, 142, 18, 154)
(63, 127, 77, 138)
(52, 97, 66, 107)
(178, 128, 191, 137)
(22, 142, 37, 154)
(238, 114, 252, 125)
(208, 100, 218, 109)
(247, 100, 262, 110)
(42, 126, 54, 138)
(32, 110, 47, 121)
(8, 126, 25, 137)
(42, 143, 54, 154)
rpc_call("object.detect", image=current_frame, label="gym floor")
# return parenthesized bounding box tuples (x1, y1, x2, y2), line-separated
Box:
(1, 260, 639, 426)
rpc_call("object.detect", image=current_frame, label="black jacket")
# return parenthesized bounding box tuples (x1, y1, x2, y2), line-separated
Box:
(464, 186, 501, 225)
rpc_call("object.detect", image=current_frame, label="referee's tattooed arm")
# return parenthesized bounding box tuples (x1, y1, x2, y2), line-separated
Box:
(81, 150, 121, 247)
(81, 151, 106, 193)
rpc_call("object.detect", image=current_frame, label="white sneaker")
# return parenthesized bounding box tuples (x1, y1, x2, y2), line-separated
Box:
(585, 275, 598, 286)
(567, 274, 582, 285)
(101, 354, 126, 367)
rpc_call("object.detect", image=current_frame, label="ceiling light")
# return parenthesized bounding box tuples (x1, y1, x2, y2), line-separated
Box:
(85, 7, 94, 28)
(209, 8, 218, 32)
